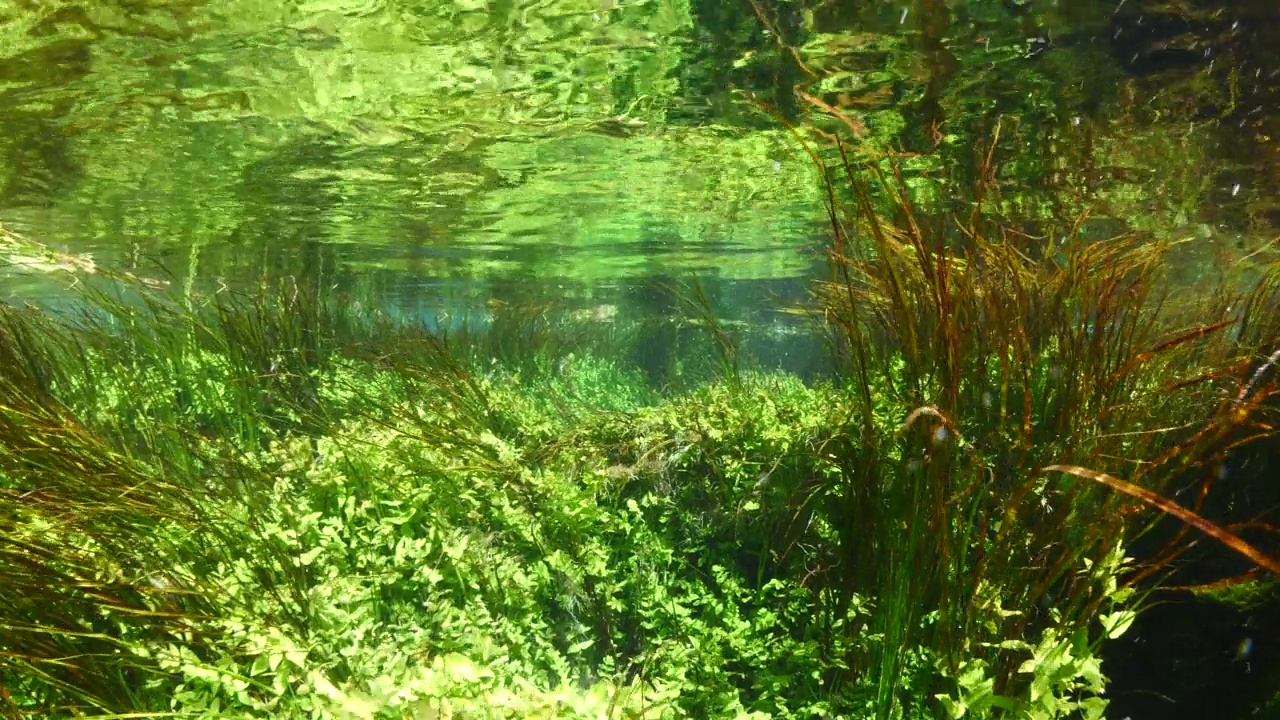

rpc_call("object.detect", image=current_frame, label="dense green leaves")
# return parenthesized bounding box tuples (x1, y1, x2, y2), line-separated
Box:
(0, 277, 1197, 718)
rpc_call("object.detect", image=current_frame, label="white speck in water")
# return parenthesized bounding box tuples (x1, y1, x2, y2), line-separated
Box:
(981, 391, 994, 408)
(772, 159, 782, 173)
(900, 7, 909, 24)
(933, 425, 949, 444)
(1232, 183, 1241, 197)
(1073, 116, 1081, 126)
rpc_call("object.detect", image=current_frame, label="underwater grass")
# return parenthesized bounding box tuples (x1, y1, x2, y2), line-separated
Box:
(0, 268, 685, 717)
(4, 148, 1280, 720)
(0, 303, 215, 713)
(766, 110, 1280, 716)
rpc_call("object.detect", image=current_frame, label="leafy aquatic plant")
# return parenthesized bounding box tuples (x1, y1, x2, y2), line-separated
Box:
(4, 248, 1276, 719)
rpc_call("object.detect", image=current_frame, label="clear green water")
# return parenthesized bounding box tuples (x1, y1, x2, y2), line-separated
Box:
(0, 0, 1276, 322)
(0, 0, 827, 322)
(1, 3, 1279, 717)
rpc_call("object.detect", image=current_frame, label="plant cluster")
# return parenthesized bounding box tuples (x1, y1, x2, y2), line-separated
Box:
(2, 137, 1280, 719)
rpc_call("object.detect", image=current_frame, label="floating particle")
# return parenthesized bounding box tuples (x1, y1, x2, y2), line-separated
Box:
(1235, 636, 1254, 665)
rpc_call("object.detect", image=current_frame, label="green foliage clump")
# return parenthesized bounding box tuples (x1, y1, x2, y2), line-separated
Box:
(0, 284, 1154, 720)
(3, 148, 1279, 720)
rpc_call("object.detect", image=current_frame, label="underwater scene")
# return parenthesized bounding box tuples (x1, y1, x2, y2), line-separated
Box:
(1, 0, 1279, 717)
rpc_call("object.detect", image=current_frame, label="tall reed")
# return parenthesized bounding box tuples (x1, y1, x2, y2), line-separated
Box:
(0, 275, 380, 714)
(774, 124, 1280, 714)
(0, 301, 216, 713)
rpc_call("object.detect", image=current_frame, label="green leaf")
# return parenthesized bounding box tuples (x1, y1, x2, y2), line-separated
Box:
(249, 654, 269, 677)
(1099, 609, 1136, 639)
(935, 694, 967, 719)
(1079, 696, 1109, 720)
(298, 546, 325, 566)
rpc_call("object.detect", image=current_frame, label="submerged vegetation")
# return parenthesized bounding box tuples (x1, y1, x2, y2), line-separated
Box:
(0, 1, 1277, 716)
(4, 129, 1280, 718)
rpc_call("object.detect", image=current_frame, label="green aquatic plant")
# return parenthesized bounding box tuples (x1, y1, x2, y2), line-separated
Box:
(4, 131, 1280, 720)
(0, 276, 688, 717)
(758, 109, 1280, 718)
(2, 254, 1276, 719)
(0, 302, 218, 713)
